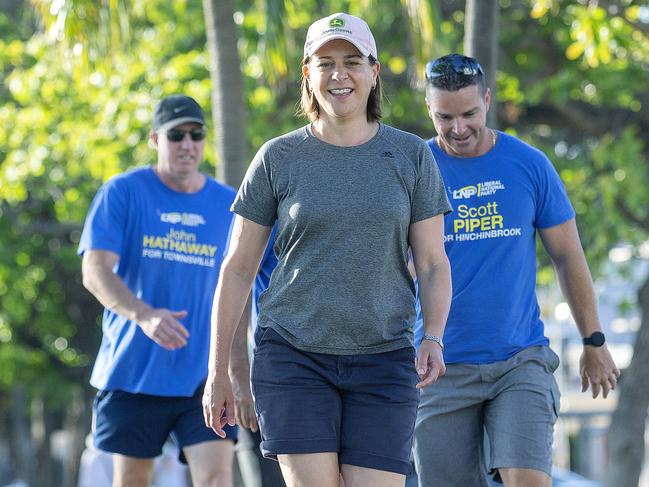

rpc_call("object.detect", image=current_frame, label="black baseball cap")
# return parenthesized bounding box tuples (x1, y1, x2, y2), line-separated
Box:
(152, 94, 205, 132)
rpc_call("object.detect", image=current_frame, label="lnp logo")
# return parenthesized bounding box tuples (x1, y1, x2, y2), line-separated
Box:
(330, 18, 345, 28)
(452, 185, 478, 200)
(160, 212, 206, 227)
(450, 180, 505, 200)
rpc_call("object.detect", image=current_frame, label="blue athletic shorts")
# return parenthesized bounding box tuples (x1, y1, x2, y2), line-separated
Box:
(93, 382, 237, 463)
(251, 326, 419, 475)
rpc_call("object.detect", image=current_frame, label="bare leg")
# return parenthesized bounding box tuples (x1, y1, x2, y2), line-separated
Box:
(112, 455, 154, 487)
(499, 467, 551, 487)
(277, 452, 340, 487)
(184, 439, 235, 487)
(340, 464, 405, 487)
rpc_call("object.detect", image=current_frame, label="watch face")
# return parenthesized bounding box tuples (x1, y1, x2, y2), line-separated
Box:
(591, 331, 605, 347)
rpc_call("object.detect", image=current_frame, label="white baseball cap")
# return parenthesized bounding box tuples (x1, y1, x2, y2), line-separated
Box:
(304, 12, 378, 60)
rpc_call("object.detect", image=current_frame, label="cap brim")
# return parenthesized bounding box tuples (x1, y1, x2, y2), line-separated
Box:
(305, 35, 372, 58)
(156, 117, 204, 132)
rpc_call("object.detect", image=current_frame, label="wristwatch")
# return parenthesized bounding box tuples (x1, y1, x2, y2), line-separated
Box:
(423, 335, 444, 350)
(582, 331, 606, 347)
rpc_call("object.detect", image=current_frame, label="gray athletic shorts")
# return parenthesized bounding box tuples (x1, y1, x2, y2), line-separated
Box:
(413, 346, 560, 485)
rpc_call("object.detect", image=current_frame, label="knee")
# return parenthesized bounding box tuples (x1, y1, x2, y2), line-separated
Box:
(191, 462, 233, 487)
(113, 469, 153, 487)
(112, 458, 154, 487)
(498, 467, 551, 487)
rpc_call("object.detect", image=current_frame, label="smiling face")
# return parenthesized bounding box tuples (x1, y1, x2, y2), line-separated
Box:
(303, 39, 379, 124)
(425, 84, 492, 158)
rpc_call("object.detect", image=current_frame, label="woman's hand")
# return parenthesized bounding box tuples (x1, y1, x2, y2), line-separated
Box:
(202, 372, 236, 438)
(416, 340, 446, 389)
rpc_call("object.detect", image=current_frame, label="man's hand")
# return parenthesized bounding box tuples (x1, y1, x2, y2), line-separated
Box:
(203, 372, 236, 438)
(416, 340, 446, 389)
(232, 375, 258, 432)
(137, 308, 189, 350)
(580, 346, 620, 398)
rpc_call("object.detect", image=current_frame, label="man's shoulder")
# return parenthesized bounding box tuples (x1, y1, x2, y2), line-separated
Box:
(202, 175, 237, 199)
(92, 167, 152, 200)
(104, 166, 152, 187)
(500, 132, 549, 162)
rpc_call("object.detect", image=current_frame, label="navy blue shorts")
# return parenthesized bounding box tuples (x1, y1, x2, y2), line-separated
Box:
(93, 383, 237, 463)
(251, 326, 419, 475)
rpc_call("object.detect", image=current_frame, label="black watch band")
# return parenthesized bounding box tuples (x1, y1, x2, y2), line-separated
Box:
(583, 331, 606, 347)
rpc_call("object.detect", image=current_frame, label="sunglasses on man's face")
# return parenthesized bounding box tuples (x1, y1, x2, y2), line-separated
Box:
(165, 127, 206, 142)
(425, 55, 484, 80)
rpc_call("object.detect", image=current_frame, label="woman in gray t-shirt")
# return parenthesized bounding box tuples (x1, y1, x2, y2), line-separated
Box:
(203, 12, 452, 487)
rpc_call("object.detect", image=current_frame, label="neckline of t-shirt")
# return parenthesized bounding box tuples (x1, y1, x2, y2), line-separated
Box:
(305, 122, 383, 150)
(432, 129, 504, 162)
(145, 166, 210, 196)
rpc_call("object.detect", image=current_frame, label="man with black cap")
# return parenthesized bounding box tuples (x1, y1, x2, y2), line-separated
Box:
(79, 94, 249, 486)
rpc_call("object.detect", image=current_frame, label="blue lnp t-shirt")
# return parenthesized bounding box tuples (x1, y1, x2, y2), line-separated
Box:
(414, 132, 575, 363)
(78, 167, 236, 396)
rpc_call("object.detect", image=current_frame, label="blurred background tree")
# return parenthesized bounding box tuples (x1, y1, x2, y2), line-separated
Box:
(0, 0, 647, 486)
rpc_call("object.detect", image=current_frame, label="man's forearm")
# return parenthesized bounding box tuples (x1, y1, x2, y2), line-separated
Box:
(82, 256, 151, 322)
(555, 253, 602, 337)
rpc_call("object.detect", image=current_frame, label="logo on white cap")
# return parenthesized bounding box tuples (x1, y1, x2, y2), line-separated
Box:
(304, 13, 378, 60)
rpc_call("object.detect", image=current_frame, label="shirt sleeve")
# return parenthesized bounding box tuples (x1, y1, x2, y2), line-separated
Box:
(534, 155, 575, 229)
(77, 178, 129, 256)
(410, 142, 453, 224)
(231, 143, 277, 227)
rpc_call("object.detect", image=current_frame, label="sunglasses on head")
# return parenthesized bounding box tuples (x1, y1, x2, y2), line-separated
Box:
(425, 55, 484, 80)
(165, 127, 206, 142)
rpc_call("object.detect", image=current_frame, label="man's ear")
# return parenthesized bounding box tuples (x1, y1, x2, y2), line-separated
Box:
(424, 97, 434, 119)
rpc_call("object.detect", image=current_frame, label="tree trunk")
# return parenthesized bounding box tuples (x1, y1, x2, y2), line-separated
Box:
(201, 4, 248, 485)
(605, 275, 649, 487)
(202, 0, 248, 187)
(463, 0, 498, 128)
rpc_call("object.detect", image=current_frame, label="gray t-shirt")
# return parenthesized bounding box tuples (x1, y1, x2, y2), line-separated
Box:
(233, 123, 451, 354)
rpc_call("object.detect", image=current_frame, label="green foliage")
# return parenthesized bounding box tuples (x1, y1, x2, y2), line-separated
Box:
(559, 128, 648, 264)
(502, 1, 649, 275)
(0, 0, 214, 404)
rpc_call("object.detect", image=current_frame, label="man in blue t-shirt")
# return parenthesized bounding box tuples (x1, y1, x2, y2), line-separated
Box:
(413, 55, 619, 487)
(78, 94, 248, 487)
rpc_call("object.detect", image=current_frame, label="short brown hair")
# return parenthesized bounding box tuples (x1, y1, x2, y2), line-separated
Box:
(298, 55, 383, 122)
